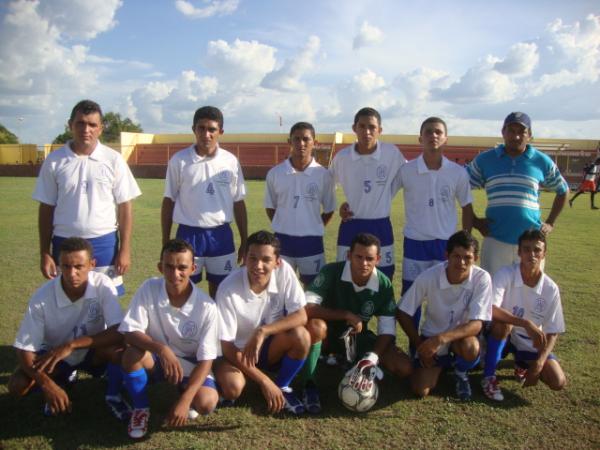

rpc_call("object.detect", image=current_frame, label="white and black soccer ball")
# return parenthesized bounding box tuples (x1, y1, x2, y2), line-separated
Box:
(338, 373, 379, 413)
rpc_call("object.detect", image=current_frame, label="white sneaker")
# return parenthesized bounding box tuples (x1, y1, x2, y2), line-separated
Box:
(188, 408, 199, 420)
(128, 408, 150, 439)
(481, 376, 504, 401)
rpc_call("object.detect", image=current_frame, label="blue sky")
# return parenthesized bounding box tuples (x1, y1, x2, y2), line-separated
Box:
(1, 0, 599, 144)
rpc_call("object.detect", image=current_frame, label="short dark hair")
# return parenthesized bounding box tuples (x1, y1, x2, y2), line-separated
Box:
(350, 233, 381, 254)
(69, 100, 103, 123)
(446, 230, 479, 255)
(353, 107, 381, 126)
(290, 122, 315, 139)
(160, 239, 195, 261)
(193, 106, 224, 130)
(420, 116, 447, 135)
(59, 237, 94, 259)
(518, 229, 547, 250)
(246, 230, 281, 257)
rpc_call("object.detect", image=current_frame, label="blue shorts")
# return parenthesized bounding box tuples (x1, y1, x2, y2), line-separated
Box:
(503, 338, 557, 365)
(176, 223, 236, 284)
(150, 353, 217, 390)
(53, 232, 124, 295)
(275, 233, 325, 285)
(336, 217, 395, 279)
(33, 349, 105, 388)
(410, 336, 454, 369)
(402, 237, 447, 295)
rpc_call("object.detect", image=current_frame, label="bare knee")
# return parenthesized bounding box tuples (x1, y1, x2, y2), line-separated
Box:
(306, 318, 327, 344)
(193, 387, 219, 414)
(121, 345, 147, 372)
(454, 336, 480, 361)
(220, 379, 245, 400)
(287, 326, 311, 357)
(489, 321, 511, 340)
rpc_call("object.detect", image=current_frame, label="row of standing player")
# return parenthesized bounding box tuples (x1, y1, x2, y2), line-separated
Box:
(10, 101, 569, 438)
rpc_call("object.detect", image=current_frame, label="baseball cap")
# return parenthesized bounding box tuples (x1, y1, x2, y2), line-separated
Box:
(503, 112, 531, 129)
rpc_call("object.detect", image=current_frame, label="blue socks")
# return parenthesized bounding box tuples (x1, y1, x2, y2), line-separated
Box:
(455, 355, 480, 373)
(122, 368, 149, 409)
(484, 336, 507, 377)
(275, 355, 306, 389)
(105, 363, 124, 396)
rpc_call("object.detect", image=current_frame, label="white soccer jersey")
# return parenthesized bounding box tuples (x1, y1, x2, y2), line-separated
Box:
(264, 158, 335, 236)
(330, 142, 406, 219)
(492, 264, 565, 353)
(399, 262, 492, 353)
(217, 259, 306, 350)
(399, 155, 472, 241)
(119, 278, 219, 362)
(33, 142, 141, 238)
(14, 272, 123, 366)
(164, 145, 246, 228)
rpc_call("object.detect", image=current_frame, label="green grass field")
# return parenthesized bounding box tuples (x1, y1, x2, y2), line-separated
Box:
(0, 177, 599, 450)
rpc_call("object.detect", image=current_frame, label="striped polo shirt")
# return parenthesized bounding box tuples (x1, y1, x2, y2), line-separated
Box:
(468, 144, 568, 244)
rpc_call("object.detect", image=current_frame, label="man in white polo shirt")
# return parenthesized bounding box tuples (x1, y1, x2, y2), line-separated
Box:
(34, 100, 141, 295)
(161, 106, 248, 298)
(481, 229, 566, 402)
(9, 237, 128, 419)
(397, 231, 492, 401)
(332, 107, 406, 280)
(119, 239, 219, 439)
(265, 121, 336, 285)
(215, 231, 310, 415)
(397, 117, 474, 329)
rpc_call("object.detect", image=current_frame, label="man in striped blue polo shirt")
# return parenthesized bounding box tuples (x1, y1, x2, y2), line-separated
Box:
(467, 112, 569, 277)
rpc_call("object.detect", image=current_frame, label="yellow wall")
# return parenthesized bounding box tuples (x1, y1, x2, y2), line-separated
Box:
(0, 144, 40, 164)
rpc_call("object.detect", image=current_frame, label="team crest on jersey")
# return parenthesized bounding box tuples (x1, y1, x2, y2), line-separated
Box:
(216, 169, 232, 184)
(87, 301, 102, 323)
(534, 298, 546, 314)
(181, 320, 199, 338)
(313, 273, 324, 288)
(305, 182, 319, 199)
(376, 165, 387, 180)
(440, 185, 451, 204)
(361, 301, 375, 318)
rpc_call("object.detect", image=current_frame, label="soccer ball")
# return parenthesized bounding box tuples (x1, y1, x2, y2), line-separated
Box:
(338, 373, 379, 413)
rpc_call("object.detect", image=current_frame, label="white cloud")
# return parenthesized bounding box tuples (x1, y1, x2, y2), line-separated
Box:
(352, 21, 383, 50)
(38, 0, 122, 40)
(175, 0, 239, 19)
(205, 39, 276, 89)
(129, 71, 218, 130)
(494, 42, 539, 77)
(261, 36, 321, 92)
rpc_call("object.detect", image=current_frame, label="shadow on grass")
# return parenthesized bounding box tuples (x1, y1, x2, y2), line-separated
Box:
(0, 357, 242, 448)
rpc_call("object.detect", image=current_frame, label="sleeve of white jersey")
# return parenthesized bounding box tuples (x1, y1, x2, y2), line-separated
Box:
(13, 299, 46, 352)
(468, 270, 493, 322)
(163, 156, 181, 200)
(264, 169, 276, 209)
(216, 287, 238, 343)
(321, 169, 336, 213)
(118, 282, 150, 333)
(398, 275, 426, 316)
(543, 283, 566, 334)
(282, 262, 307, 313)
(232, 159, 247, 202)
(100, 278, 124, 328)
(491, 267, 511, 308)
(196, 301, 220, 361)
(32, 158, 58, 205)
(456, 168, 473, 207)
(112, 154, 142, 204)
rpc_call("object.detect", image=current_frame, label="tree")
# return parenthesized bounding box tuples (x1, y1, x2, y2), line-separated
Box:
(52, 112, 143, 144)
(0, 123, 19, 144)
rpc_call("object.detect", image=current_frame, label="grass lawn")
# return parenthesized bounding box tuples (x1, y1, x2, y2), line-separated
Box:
(0, 177, 599, 449)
